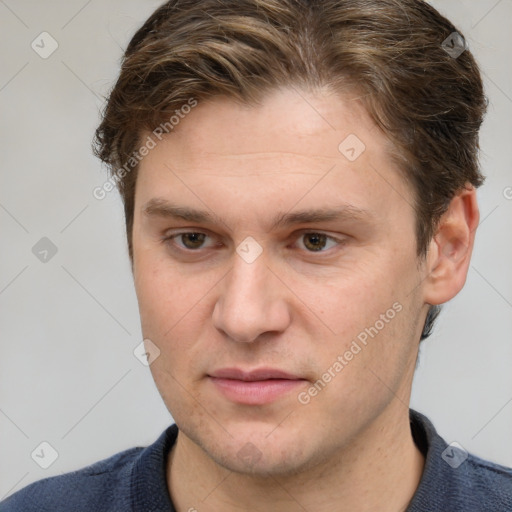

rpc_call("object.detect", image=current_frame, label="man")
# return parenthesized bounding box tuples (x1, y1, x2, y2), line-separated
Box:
(2, 0, 511, 510)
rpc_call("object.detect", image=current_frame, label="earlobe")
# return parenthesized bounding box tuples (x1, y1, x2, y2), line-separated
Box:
(423, 185, 480, 306)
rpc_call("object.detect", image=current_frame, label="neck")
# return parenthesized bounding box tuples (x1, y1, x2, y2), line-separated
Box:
(167, 402, 425, 512)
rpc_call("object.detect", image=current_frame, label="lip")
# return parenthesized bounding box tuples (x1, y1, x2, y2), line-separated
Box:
(209, 367, 302, 381)
(208, 367, 307, 405)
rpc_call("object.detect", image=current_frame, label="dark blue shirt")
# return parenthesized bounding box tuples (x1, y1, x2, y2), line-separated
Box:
(2, 410, 511, 511)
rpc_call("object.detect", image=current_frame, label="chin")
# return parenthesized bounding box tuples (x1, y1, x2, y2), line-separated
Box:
(185, 418, 321, 477)
(214, 442, 310, 477)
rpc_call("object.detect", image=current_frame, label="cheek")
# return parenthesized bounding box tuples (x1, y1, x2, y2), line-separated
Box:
(133, 251, 221, 370)
(314, 269, 396, 338)
(299, 298, 419, 437)
(302, 253, 420, 388)
(135, 261, 209, 418)
(135, 251, 198, 334)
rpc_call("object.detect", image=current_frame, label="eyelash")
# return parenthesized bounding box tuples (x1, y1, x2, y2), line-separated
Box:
(161, 230, 344, 255)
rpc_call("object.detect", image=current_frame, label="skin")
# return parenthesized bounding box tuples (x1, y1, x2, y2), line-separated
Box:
(131, 87, 479, 511)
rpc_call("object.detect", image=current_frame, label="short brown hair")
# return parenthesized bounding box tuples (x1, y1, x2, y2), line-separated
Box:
(93, 0, 486, 338)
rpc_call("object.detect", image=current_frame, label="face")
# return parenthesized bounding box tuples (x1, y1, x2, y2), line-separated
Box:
(132, 87, 429, 476)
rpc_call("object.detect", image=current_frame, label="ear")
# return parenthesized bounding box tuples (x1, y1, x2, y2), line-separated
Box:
(423, 185, 479, 306)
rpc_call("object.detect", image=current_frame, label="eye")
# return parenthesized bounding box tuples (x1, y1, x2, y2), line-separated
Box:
(165, 232, 214, 251)
(295, 232, 341, 252)
(163, 230, 344, 254)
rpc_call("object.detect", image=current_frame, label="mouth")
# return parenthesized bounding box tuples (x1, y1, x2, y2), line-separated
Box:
(207, 367, 308, 405)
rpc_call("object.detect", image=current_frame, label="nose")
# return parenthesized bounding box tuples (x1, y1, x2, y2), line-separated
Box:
(212, 247, 291, 343)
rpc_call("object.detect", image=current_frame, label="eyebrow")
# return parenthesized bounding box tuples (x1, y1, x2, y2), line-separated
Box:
(142, 198, 374, 231)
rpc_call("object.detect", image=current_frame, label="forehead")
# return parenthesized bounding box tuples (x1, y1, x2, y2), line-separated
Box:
(134, 87, 413, 226)
(160, 87, 379, 161)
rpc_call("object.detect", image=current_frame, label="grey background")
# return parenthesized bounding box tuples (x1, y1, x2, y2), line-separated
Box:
(1, 0, 511, 499)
